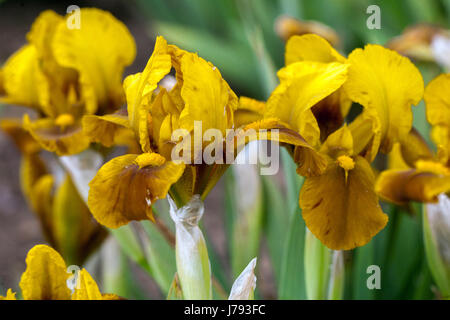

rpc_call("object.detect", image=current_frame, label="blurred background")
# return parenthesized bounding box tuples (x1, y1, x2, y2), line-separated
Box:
(0, 0, 449, 299)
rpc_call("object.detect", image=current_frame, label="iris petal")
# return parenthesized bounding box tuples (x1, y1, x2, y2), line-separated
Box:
(300, 156, 388, 250)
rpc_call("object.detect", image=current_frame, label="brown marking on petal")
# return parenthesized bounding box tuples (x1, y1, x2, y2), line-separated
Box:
(88, 154, 184, 228)
(300, 156, 388, 250)
(311, 198, 323, 210)
(311, 93, 344, 142)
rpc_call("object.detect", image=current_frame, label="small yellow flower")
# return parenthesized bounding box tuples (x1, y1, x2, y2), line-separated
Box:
(0, 8, 136, 155)
(0, 289, 16, 300)
(0, 245, 119, 300)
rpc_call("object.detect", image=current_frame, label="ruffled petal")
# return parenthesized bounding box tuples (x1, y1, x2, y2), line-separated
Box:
(398, 128, 433, 167)
(293, 146, 328, 177)
(26, 10, 63, 62)
(179, 52, 236, 135)
(82, 112, 131, 148)
(125, 36, 172, 143)
(23, 114, 90, 156)
(234, 97, 265, 129)
(424, 74, 450, 128)
(320, 124, 353, 159)
(265, 61, 348, 148)
(285, 33, 346, 65)
(88, 153, 185, 228)
(376, 165, 450, 205)
(388, 143, 410, 170)
(344, 45, 424, 158)
(424, 73, 450, 166)
(150, 88, 181, 159)
(26, 10, 77, 116)
(71, 269, 103, 300)
(1, 45, 50, 111)
(300, 156, 388, 250)
(348, 113, 380, 161)
(19, 245, 71, 300)
(284, 34, 350, 141)
(52, 8, 136, 114)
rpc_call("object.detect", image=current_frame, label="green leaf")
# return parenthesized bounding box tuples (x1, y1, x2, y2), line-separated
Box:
(236, 0, 279, 97)
(327, 251, 345, 300)
(278, 207, 307, 299)
(203, 230, 230, 294)
(140, 220, 177, 295)
(281, 148, 302, 214)
(412, 259, 434, 300)
(229, 166, 264, 277)
(304, 229, 331, 300)
(262, 175, 289, 287)
(379, 208, 423, 299)
(279, 0, 302, 18)
(277, 149, 306, 299)
(352, 240, 376, 299)
(109, 225, 151, 274)
(423, 204, 450, 297)
(167, 273, 183, 300)
(405, 0, 443, 24)
(101, 238, 147, 299)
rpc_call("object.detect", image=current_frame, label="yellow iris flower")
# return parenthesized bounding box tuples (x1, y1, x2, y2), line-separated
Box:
(376, 74, 450, 204)
(85, 36, 313, 229)
(0, 8, 136, 155)
(0, 245, 119, 300)
(239, 34, 423, 250)
(85, 36, 233, 228)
